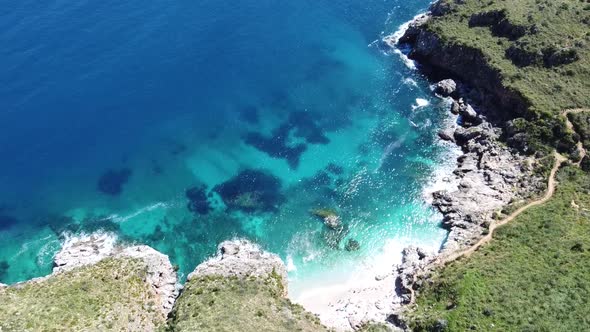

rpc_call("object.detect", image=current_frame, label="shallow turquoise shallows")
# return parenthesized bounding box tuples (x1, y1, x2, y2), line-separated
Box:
(0, 0, 449, 290)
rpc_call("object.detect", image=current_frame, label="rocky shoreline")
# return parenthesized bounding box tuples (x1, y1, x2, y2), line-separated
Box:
(384, 6, 550, 328)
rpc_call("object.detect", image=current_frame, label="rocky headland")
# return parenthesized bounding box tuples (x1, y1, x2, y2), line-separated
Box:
(0, 235, 326, 331)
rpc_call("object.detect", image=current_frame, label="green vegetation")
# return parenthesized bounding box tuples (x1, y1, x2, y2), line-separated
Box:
(427, 0, 589, 113)
(407, 165, 590, 331)
(167, 274, 327, 332)
(423, 0, 589, 154)
(0, 258, 164, 331)
(568, 111, 590, 150)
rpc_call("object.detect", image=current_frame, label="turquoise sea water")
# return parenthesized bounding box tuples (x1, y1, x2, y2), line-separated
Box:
(0, 0, 449, 291)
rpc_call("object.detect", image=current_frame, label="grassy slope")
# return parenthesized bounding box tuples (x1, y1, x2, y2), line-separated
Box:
(0, 258, 164, 331)
(426, 0, 589, 114)
(408, 165, 590, 331)
(408, 2, 590, 330)
(167, 273, 328, 332)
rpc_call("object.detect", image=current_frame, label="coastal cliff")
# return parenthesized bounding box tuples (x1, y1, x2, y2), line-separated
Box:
(168, 240, 327, 331)
(0, 236, 326, 332)
(0, 233, 178, 331)
(387, 0, 590, 330)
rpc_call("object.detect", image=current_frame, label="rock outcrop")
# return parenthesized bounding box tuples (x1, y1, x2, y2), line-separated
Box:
(433, 79, 457, 97)
(395, 247, 434, 305)
(398, 13, 530, 120)
(188, 239, 288, 294)
(53, 233, 178, 316)
(433, 115, 543, 254)
(171, 239, 327, 332)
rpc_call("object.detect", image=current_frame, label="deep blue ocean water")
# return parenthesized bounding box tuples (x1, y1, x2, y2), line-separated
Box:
(0, 0, 450, 291)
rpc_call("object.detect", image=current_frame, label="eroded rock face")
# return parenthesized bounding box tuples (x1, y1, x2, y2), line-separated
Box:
(53, 233, 178, 316)
(188, 239, 288, 295)
(119, 246, 179, 314)
(401, 17, 530, 119)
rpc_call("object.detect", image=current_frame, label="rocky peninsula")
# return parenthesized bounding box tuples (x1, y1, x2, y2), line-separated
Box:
(0, 235, 327, 331)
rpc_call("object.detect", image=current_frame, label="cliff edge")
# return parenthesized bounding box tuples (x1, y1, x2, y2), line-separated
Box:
(168, 239, 328, 331)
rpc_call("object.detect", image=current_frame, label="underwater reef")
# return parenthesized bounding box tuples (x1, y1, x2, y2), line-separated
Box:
(244, 111, 330, 169)
(213, 169, 285, 213)
(185, 184, 212, 215)
(0, 215, 17, 231)
(97, 168, 132, 196)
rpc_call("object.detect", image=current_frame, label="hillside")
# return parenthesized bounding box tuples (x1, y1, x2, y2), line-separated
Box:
(403, 0, 589, 155)
(407, 165, 590, 331)
(399, 0, 590, 330)
(0, 257, 167, 331)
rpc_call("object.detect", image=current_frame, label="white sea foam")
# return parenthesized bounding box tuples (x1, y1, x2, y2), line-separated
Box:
(286, 255, 297, 272)
(412, 97, 430, 110)
(109, 201, 170, 223)
(422, 108, 462, 202)
(382, 13, 426, 70)
(403, 77, 418, 87)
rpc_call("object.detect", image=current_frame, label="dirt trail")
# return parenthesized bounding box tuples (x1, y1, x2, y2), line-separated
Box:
(407, 109, 589, 305)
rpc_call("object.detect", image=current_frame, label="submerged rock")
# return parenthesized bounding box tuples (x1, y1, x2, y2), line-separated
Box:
(345, 239, 361, 252)
(185, 184, 212, 215)
(0, 215, 17, 231)
(214, 169, 284, 212)
(0, 261, 9, 280)
(97, 168, 132, 196)
(310, 208, 342, 230)
(324, 214, 342, 229)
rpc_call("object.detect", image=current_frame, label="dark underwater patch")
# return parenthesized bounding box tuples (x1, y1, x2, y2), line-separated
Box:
(97, 168, 132, 196)
(213, 169, 284, 213)
(289, 111, 330, 144)
(244, 125, 307, 169)
(239, 106, 259, 124)
(186, 184, 212, 215)
(243, 111, 329, 169)
(0, 215, 17, 231)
